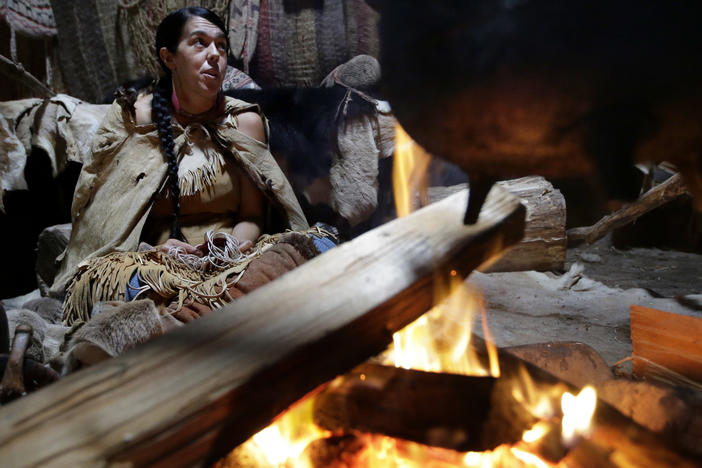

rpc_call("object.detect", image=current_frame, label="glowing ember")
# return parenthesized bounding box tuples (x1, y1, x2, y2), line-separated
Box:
(561, 385, 597, 446)
(522, 421, 551, 444)
(510, 447, 551, 468)
(393, 123, 432, 217)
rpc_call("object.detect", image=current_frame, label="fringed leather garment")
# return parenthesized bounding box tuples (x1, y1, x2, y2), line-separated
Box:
(53, 96, 309, 324)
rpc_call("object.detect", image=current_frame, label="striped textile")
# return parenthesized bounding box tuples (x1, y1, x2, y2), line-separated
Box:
(0, 0, 56, 38)
(50, 0, 138, 103)
(250, 0, 379, 87)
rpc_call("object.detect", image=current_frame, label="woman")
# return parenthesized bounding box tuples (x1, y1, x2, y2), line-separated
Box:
(52, 8, 315, 325)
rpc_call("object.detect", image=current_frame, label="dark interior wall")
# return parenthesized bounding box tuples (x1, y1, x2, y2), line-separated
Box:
(0, 20, 69, 298)
(0, 21, 58, 101)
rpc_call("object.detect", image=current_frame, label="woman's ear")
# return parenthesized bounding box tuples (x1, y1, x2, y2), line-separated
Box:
(159, 47, 176, 71)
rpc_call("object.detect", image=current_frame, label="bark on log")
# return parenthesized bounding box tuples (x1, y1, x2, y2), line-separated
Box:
(567, 173, 689, 246)
(0, 186, 525, 467)
(428, 176, 566, 272)
(489, 177, 566, 272)
(313, 363, 497, 451)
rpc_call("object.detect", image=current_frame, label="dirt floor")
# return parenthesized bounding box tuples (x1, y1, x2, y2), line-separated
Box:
(469, 234, 702, 365)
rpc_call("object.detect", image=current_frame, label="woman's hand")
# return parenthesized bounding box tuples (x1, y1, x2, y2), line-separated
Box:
(163, 299, 212, 323)
(239, 239, 253, 253)
(159, 238, 204, 257)
(193, 234, 254, 254)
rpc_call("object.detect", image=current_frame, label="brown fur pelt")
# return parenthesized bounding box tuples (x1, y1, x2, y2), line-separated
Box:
(63, 299, 180, 374)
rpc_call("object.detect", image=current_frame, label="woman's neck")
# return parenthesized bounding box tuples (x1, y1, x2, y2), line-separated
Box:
(171, 89, 224, 126)
(171, 81, 216, 116)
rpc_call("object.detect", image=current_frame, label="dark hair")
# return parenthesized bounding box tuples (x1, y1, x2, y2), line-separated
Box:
(152, 7, 228, 240)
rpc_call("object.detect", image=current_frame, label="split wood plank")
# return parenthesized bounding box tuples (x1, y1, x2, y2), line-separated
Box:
(630, 304, 702, 383)
(0, 186, 525, 467)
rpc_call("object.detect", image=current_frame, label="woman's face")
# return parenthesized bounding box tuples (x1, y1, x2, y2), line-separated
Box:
(161, 16, 228, 104)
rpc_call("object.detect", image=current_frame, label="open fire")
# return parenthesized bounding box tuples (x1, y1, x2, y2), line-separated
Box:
(217, 125, 599, 467)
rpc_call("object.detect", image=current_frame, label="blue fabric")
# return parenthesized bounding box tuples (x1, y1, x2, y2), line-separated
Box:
(312, 235, 337, 253)
(308, 222, 340, 253)
(126, 271, 144, 301)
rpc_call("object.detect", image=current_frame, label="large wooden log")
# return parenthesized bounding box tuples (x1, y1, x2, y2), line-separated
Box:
(489, 177, 566, 272)
(0, 186, 525, 467)
(311, 346, 701, 466)
(428, 176, 566, 272)
(313, 363, 498, 451)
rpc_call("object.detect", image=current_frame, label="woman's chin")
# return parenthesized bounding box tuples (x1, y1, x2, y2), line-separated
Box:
(194, 86, 221, 103)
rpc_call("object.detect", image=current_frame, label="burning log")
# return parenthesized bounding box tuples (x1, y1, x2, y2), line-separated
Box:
(313, 363, 498, 451)
(0, 186, 524, 467)
(311, 340, 702, 466)
(506, 341, 702, 457)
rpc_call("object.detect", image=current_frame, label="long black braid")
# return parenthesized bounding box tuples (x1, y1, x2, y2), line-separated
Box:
(151, 77, 185, 241)
(152, 7, 229, 241)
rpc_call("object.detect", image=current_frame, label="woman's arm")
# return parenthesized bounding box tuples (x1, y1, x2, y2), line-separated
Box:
(232, 111, 267, 251)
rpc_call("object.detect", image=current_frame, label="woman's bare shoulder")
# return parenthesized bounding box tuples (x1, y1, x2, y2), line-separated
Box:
(134, 93, 153, 125)
(236, 110, 265, 143)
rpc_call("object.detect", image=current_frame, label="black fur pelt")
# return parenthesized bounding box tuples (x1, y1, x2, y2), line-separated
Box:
(225, 86, 381, 232)
(225, 86, 378, 184)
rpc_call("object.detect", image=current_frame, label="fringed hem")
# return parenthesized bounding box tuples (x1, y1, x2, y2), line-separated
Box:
(61, 230, 317, 326)
(178, 150, 227, 197)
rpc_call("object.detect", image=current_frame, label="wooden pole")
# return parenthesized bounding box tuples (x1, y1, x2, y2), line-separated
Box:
(567, 173, 689, 246)
(0, 186, 525, 467)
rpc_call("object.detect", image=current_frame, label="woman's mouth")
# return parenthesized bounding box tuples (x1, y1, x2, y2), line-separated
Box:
(202, 69, 219, 79)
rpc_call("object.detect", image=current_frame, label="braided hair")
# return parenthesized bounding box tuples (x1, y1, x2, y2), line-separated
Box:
(153, 7, 229, 240)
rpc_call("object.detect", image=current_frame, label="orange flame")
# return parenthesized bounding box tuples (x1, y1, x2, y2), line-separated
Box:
(383, 272, 500, 377)
(393, 123, 432, 217)
(223, 122, 598, 468)
(237, 395, 329, 468)
(561, 385, 597, 446)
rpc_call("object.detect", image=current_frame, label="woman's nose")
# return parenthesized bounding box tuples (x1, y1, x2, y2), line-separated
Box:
(206, 43, 221, 63)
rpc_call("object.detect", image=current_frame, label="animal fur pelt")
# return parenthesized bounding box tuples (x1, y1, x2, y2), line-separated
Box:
(5, 307, 68, 367)
(226, 85, 396, 229)
(62, 232, 319, 372)
(62, 299, 178, 374)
